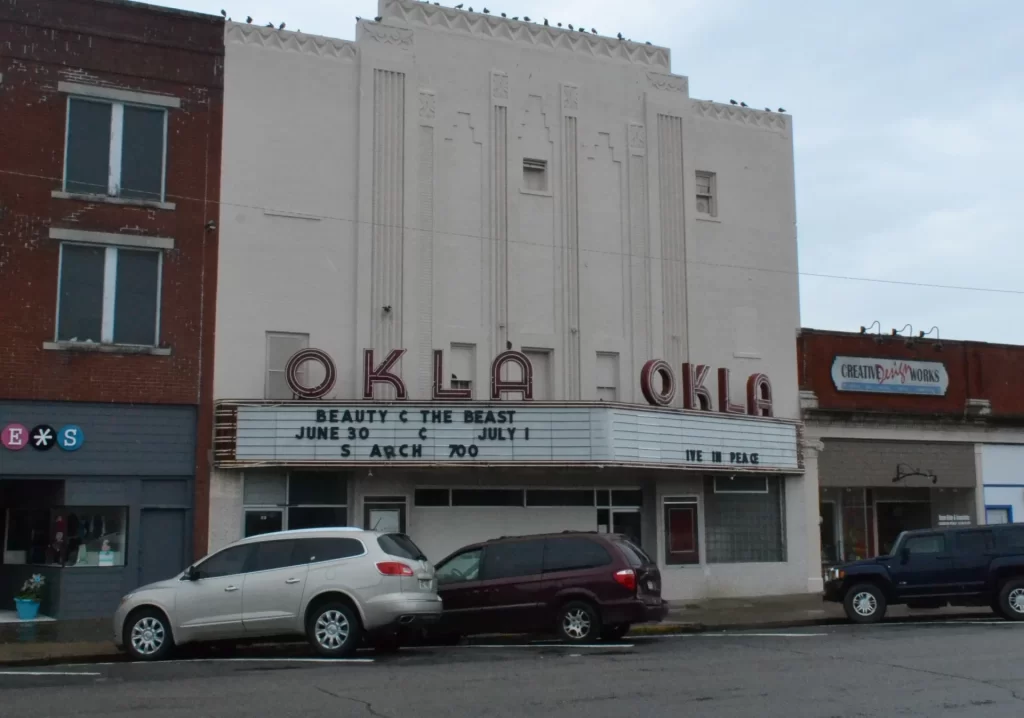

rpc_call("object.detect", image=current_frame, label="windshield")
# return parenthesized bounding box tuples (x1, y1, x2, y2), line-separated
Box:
(883, 532, 906, 558)
(377, 533, 428, 561)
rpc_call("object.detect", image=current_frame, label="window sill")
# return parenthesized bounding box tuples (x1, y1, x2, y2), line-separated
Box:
(43, 341, 171, 356)
(52, 191, 175, 211)
(695, 215, 721, 223)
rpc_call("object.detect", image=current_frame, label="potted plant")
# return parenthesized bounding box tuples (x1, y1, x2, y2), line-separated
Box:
(14, 574, 45, 620)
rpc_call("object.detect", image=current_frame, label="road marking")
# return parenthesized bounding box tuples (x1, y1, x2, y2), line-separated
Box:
(632, 632, 827, 639)
(464, 643, 634, 649)
(0, 671, 101, 677)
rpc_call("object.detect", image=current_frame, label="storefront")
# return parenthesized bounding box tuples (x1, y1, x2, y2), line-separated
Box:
(1, 402, 195, 619)
(212, 387, 817, 601)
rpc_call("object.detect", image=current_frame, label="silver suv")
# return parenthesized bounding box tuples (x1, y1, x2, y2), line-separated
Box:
(114, 528, 441, 660)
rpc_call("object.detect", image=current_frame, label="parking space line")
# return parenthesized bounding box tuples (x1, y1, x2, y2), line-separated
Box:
(0, 671, 101, 677)
(632, 632, 827, 639)
(463, 643, 634, 649)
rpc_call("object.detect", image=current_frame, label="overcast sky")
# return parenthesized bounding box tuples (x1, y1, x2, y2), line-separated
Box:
(166, 0, 1023, 344)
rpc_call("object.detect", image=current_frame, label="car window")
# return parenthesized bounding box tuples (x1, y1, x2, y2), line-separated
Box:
(543, 537, 612, 573)
(246, 539, 298, 572)
(482, 540, 545, 580)
(954, 530, 994, 555)
(904, 535, 946, 555)
(196, 545, 253, 579)
(293, 537, 364, 564)
(437, 548, 483, 585)
(378, 533, 427, 561)
(614, 539, 653, 568)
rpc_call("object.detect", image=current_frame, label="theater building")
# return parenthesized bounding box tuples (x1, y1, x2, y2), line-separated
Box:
(209, 0, 821, 600)
(799, 329, 1024, 568)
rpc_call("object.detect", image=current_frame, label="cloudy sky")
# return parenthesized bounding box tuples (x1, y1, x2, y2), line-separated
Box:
(168, 0, 1023, 344)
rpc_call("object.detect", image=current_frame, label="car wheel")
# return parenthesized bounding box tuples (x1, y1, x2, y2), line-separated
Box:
(843, 583, 887, 624)
(557, 601, 600, 642)
(600, 623, 630, 641)
(997, 579, 1024, 621)
(125, 608, 175, 661)
(307, 602, 362, 658)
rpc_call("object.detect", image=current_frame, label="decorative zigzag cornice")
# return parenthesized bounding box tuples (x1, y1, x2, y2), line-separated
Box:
(691, 100, 790, 134)
(380, 0, 670, 70)
(225, 23, 358, 61)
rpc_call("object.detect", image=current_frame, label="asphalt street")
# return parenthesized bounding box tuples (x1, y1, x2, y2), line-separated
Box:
(2, 620, 1023, 717)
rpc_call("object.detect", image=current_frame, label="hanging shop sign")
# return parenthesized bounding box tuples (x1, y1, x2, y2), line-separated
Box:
(830, 356, 949, 396)
(284, 348, 775, 417)
(222, 403, 800, 470)
(1, 423, 85, 452)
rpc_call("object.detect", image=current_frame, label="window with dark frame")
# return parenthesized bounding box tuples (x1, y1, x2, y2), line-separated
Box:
(64, 97, 167, 201)
(241, 473, 349, 537)
(57, 243, 161, 346)
(695, 170, 717, 217)
(703, 477, 785, 564)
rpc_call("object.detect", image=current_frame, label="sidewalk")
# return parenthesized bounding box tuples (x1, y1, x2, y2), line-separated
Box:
(0, 594, 997, 665)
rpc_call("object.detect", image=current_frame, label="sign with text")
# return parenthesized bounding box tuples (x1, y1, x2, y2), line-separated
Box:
(228, 404, 800, 471)
(831, 356, 949, 396)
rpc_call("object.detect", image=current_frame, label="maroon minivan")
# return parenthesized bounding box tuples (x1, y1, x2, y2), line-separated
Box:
(432, 532, 667, 642)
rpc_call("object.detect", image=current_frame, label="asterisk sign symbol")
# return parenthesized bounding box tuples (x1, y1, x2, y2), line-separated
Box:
(33, 428, 53, 447)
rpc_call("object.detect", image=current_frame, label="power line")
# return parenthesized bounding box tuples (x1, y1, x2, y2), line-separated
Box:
(2, 166, 1021, 296)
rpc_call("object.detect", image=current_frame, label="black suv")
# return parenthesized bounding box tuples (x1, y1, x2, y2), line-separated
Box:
(823, 524, 1024, 623)
(431, 532, 668, 642)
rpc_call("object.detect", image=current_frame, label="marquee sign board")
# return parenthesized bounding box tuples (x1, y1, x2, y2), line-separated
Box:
(224, 403, 800, 471)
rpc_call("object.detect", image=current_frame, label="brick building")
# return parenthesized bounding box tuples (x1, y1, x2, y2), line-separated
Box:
(0, 0, 223, 618)
(798, 328, 1024, 568)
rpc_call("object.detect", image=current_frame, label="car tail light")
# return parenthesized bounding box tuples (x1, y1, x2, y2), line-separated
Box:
(376, 561, 414, 576)
(613, 568, 637, 593)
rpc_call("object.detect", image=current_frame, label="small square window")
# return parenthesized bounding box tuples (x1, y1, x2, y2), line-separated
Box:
(695, 170, 717, 218)
(57, 243, 162, 346)
(64, 97, 168, 201)
(523, 158, 548, 192)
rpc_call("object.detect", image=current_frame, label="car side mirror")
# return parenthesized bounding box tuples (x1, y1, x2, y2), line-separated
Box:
(184, 565, 199, 581)
(899, 548, 910, 564)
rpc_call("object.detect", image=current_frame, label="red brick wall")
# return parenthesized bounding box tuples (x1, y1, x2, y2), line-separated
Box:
(798, 329, 1024, 418)
(0, 0, 224, 556)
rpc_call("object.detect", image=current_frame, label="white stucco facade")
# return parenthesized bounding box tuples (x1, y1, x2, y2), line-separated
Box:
(209, 0, 819, 601)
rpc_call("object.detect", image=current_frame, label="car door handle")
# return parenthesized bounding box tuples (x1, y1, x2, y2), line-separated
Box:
(225, 585, 239, 592)
(285, 578, 301, 584)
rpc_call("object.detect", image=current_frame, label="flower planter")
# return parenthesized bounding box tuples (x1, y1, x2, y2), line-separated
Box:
(14, 598, 41, 621)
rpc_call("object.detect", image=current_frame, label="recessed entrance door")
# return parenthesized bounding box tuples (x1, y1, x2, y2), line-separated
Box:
(611, 510, 643, 548)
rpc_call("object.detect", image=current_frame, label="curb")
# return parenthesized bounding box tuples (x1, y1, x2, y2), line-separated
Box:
(627, 618, 840, 636)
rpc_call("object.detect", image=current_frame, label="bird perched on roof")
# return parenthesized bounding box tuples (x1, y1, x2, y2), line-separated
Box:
(265, 22, 273, 27)
(483, 8, 489, 13)
(512, 16, 518, 20)
(455, 2, 463, 7)
(568, 23, 573, 29)
(524, 16, 530, 21)
(778, 107, 786, 112)
(220, 9, 226, 17)
(729, 99, 737, 105)
(591, 28, 597, 34)
(740, 101, 748, 107)
(375, 15, 382, 21)
(245, 15, 252, 23)
(557, 22, 562, 27)
(616, 32, 623, 39)
(765, 107, 771, 112)
(279, 22, 285, 29)
(501, 12, 506, 16)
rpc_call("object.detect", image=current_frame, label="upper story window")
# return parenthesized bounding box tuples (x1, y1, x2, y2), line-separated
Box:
(64, 97, 168, 202)
(695, 170, 717, 218)
(266, 332, 311, 399)
(57, 242, 162, 346)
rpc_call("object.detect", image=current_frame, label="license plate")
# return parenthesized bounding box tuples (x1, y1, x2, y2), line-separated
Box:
(419, 579, 432, 590)
(647, 581, 658, 591)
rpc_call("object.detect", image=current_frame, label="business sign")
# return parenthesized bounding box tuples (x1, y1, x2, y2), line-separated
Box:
(831, 356, 949, 396)
(1, 423, 84, 452)
(222, 403, 800, 471)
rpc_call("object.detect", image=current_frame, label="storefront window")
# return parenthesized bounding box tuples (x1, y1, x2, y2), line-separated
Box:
(4, 507, 128, 567)
(242, 471, 349, 537)
(703, 477, 785, 563)
(840, 489, 870, 562)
